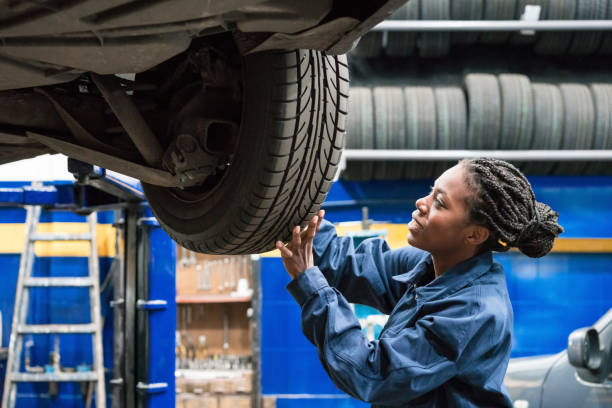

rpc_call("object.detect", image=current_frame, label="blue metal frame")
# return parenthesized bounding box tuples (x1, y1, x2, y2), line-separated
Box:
(0, 210, 116, 408)
(0, 166, 178, 408)
(137, 218, 176, 408)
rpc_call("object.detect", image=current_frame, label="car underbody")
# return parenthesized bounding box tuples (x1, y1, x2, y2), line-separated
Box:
(0, 0, 403, 253)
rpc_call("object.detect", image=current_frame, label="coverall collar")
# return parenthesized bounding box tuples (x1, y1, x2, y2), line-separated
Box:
(392, 250, 494, 305)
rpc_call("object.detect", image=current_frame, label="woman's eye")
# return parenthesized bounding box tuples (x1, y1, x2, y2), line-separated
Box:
(434, 198, 444, 208)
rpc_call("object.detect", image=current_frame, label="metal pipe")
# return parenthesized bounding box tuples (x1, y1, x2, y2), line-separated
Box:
(372, 20, 612, 32)
(124, 208, 138, 408)
(341, 149, 612, 161)
(90, 74, 164, 167)
(111, 211, 125, 407)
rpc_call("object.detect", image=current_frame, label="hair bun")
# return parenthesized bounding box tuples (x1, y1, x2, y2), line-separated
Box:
(516, 201, 564, 258)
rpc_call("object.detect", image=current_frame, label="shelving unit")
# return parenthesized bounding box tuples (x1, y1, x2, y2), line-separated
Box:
(175, 250, 258, 408)
(176, 294, 252, 304)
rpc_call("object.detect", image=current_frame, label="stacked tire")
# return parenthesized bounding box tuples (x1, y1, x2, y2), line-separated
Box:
(344, 75, 612, 180)
(351, 0, 612, 58)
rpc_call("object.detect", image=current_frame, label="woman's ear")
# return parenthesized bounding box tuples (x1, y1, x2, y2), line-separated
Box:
(465, 225, 490, 246)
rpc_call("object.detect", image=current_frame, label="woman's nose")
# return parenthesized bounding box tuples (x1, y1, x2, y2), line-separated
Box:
(415, 197, 428, 215)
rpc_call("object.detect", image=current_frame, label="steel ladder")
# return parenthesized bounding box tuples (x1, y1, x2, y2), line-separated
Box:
(1, 205, 106, 408)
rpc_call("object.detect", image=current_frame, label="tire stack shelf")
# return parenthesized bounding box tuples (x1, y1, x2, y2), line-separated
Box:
(344, 0, 612, 181)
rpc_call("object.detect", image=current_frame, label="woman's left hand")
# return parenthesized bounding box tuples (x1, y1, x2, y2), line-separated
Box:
(276, 212, 323, 279)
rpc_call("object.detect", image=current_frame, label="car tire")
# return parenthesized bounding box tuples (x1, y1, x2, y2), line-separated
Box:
(585, 84, 612, 174)
(404, 86, 437, 179)
(598, 0, 612, 54)
(523, 83, 564, 175)
(451, 0, 483, 45)
(142, 49, 348, 254)
(534, 0, 576, 55)
(386, 1, 419, 57)
(374, 87, 406, 180)
(419, 0, 451, 58)
(434, 86, 467, 176)
(554, 84, 595, 175)
(567, 0, 607, 55)
(480, 0, 517, 44)
(465, 73, 502, 149)
(345, 87, 374, 181)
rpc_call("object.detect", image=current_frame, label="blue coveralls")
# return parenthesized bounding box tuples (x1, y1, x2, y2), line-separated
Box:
(286, 220, 514, 407)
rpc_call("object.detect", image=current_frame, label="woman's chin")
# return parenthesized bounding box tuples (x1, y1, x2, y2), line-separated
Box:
(407, 233, 418, 247)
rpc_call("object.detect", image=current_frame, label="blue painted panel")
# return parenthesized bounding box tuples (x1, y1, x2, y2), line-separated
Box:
(0, 207, 115, 224)
(260, 258, 349, 396)
(260, 260, 294, 302)
(0, 207, 26, 223)
(0, 254, 20, 348)
(496, 252, 612, 357)
(260, 303, 312, 351)
(144, 223, 176, 408)
(261, 349, 344, 395)
(274, 397, 369, 408)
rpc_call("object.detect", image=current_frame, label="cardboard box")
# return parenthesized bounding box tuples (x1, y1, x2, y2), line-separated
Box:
(180, 394, 218, 408)
(263, 396, 276, 408)
(176, 377, 188, 394)
(194, 378, 212, 395)
(219, 395, 250, 408)
(233, 375, 252, 394)
(177, 377, 211, 394)
(210, 378, 230, 394)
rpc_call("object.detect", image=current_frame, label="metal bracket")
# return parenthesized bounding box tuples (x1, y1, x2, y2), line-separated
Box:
(34, 87, 139, 161)
(136, 299, 167, 311)
(136, 382, 168, 394)
(137, 217, 160, 227)
(109, 378, 124, 386)
(90, 74, 164, 168)
(161, 132, 223, 185)
(26, 131, 194, 187)
(110, 298, 124, 308)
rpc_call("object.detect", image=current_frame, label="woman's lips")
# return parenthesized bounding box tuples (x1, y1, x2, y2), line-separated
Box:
(409, 211, 424, 231)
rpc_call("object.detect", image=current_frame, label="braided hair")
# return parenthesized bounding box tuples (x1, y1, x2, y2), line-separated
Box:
(459, 158, 564, 258)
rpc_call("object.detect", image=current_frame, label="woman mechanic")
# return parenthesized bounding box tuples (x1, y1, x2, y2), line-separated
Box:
(275, 158, 564, 407)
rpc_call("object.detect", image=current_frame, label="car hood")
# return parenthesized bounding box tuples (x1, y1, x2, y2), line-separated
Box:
(504, 352, 564, 407)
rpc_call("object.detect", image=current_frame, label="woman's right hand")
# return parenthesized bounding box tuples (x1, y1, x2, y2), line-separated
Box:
(275, 209, 325, 279)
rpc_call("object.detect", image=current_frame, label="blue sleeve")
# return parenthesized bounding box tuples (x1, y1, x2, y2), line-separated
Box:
(286, 267, 483, 405)
(313, 219, 427, 314)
